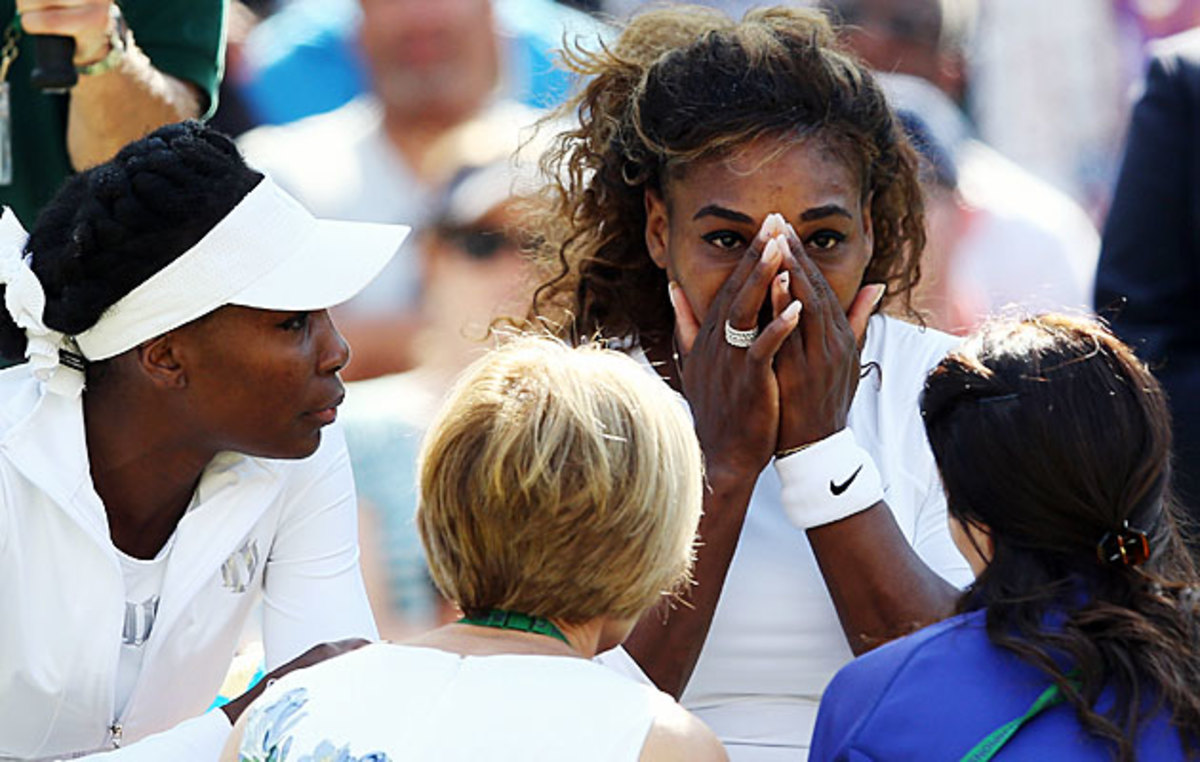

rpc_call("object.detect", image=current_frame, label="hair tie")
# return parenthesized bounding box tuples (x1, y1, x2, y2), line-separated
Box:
(1096, 520, 1150, 567)
(0, 208, 84, 398)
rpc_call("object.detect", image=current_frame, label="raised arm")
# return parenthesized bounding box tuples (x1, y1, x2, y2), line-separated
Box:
(623, 228, 802, 698)
(774, 230, 957, 653)
(17, 0, 221, 169)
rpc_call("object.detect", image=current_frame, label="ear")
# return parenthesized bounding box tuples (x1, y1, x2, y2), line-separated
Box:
(644, 187, 670, 271)
(135, 334, 187, 390)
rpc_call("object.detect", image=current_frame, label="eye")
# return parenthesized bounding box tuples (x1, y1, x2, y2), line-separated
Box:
(806, 230, 846, 251)
(278, 312, 311, 332)
(702, 230, 747, 251)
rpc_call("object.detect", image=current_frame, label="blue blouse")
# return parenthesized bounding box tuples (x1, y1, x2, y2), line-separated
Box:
(811, 609, 1190, 760)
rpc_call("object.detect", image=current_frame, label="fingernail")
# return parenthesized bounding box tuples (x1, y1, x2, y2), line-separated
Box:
(870, 283, 886, 307)
(783, 299, 802, 321)
(668, 281, 680, 309)
(762, 213, 788, 238)
(778, 271, 790, 291)
(762, 237, 782, 261)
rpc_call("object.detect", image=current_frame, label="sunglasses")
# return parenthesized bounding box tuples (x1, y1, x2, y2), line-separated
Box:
(435, 225, 536, 260)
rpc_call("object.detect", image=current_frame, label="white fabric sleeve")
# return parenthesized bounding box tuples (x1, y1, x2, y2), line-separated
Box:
(70, 711, 230, 761)
(261, 425, 379, 670)
(594, 645, 655, 687)
(909, 466, 973, 589)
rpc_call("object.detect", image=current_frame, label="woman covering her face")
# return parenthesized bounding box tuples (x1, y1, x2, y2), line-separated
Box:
(813, 315, 1200, 759)
(528, 5, 972, 757)
(223, 337, 726, 761)
(0, 121, 409, 760)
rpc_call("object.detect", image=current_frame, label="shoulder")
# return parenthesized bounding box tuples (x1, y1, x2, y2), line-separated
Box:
(239, 97, 381, 177)
(813, 610, 1020, 759)
(1149, 27, 1200, 74)
(826, 610, 985, 700)
(639, 693, 727, 762)
(861, 315, 959, 412)
(864, 314, 959, 375)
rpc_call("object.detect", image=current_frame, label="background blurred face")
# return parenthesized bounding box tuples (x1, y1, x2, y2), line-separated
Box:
(358, 0, 499, 124)
(171, 306, 350, 459)
(821, 0, 965, 100)
(646, 137, 874, 324)
(422, 201, 531, 329)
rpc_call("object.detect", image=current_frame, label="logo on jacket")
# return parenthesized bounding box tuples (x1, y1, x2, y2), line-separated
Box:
(221, 538, 260, 594)
(123, 596, 160, 646)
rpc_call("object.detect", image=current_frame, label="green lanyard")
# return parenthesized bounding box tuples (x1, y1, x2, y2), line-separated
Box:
(458, 608, 571, 646)
(960, 682, 1068, 761)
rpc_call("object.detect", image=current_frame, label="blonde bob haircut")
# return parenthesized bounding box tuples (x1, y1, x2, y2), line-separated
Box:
(416, 335, 703, 624)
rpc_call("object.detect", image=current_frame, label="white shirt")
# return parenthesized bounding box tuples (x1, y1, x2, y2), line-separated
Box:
(113, 540, 172, 717)
(0, 365, 378, 761)
(602, 315, 973, 761)
(238, 644, 668, 761)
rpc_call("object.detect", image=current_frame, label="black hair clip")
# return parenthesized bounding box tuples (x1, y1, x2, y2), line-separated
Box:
(1096, 520, 1150, 567)
(58, 348, 87, 372)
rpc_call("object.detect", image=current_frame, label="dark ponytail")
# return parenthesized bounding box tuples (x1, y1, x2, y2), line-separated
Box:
(0, 121, 263, 364)
(921, 314, 1200, 760)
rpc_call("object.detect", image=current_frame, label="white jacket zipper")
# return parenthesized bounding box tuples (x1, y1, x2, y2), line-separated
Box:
(106, 722, 123, 748)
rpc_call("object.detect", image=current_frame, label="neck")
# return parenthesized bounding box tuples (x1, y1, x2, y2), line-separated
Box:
(555, 619, 607, 659)
(83, 383, 216, 559)
(381, 113, 458, 183)
(642, 332, 684, 394)
(411, 615, 610, 660)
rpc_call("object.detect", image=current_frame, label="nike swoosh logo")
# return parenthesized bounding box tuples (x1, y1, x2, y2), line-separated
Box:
(830, 465, 864, 496)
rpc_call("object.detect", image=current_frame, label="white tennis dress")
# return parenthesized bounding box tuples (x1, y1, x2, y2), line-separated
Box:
(237, 643, 669, 761)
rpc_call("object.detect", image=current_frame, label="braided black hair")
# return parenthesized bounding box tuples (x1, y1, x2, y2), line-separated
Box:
(0, 120, 263, 362)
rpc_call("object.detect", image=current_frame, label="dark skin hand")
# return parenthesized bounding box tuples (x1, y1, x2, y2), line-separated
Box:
(630, 218, 956, 699)
(630, 224, 801, 699)
(772, 221, 957, 654)
(219, 638, 370, 724)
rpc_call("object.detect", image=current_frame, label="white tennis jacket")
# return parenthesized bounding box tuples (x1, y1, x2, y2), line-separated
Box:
(0, 366, 378, 761)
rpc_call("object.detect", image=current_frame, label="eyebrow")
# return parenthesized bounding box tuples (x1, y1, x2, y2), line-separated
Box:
(800, 205, 854, 222)
(692, 203, 855, 224)
(692, 205, 754, 224)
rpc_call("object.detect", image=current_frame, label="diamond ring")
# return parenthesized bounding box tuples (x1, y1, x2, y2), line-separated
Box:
(724, 320, 759, 348)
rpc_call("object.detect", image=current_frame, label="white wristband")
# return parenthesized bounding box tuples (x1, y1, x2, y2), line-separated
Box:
(774, 428, 883, 529)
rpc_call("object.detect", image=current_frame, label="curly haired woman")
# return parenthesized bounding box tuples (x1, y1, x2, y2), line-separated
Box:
(528, 6, 971, 758)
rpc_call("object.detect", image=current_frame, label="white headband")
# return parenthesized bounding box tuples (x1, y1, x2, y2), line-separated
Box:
(0, 177, 409, 397)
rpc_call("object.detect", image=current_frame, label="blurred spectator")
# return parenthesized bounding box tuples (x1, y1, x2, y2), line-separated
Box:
(879, 74, 1099, 333)
(340, 110, 546, 638)
(1, 0, 223, 224)
(893, 109, 977, 332)
(237, 0, 605, 126)
(968, 0, 1124, 212)
(821, 0, 1099, 333)
(239, 0, 544, 381)
(1095, 28, 1200, 522)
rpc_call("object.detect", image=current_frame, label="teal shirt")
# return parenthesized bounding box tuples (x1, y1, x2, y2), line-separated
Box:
(0, 0, 226, 225)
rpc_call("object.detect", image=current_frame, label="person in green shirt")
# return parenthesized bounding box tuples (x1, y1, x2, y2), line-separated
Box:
(4, 0, 224, 225)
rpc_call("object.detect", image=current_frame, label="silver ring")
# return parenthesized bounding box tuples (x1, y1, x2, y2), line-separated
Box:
(724, 320, 759, 348)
